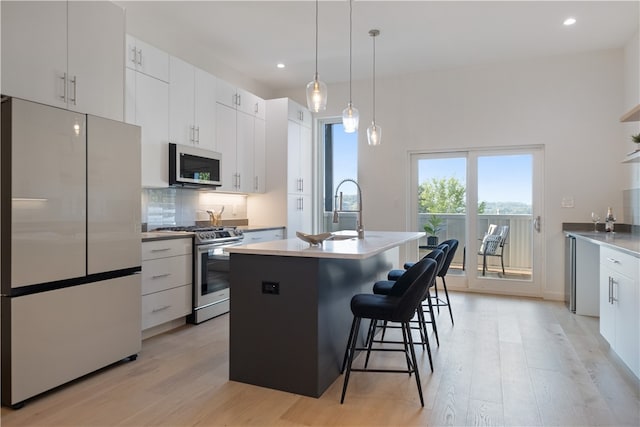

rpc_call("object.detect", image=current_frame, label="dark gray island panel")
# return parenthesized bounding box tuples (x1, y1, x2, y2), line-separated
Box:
(229, 250, 396, 397)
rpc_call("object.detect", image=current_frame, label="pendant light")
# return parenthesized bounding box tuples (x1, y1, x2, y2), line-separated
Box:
(342, 0, 359, 133)
(306, 0, 327, 112)
(367, 29, 381, 146)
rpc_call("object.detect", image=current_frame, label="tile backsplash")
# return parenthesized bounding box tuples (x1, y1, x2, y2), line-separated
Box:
(142, 188, 248, 230)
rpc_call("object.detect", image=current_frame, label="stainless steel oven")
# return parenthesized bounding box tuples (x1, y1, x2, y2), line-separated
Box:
(154, 226, 243, 324)
(190, 237, 245, 324)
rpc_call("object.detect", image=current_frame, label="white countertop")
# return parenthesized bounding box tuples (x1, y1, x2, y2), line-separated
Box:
(224, 230, 425, 259)
(566, 231, 640, 258)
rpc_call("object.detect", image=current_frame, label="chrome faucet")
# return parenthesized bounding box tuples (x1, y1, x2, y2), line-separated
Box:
(332, 178, 364, 239)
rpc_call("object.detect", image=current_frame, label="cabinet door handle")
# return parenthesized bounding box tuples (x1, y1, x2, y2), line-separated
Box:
(151, 248, 171, 252)
(254, 176, 258, 191)
(195, 126, 200, 143)
(237, 93, 241, 106)
(606, 257, 620, 264)
(254, 102, 259, 114)
(59, 73, 67, 102)
(152, 273, 171, 279)
(608, 276, 613, 304)
(189, 126, 194, 143)
(69, 75, 77, 106)
(130, 46, 137, 65)
(152, 305, 171, 313)
(137, 49, 143, 66)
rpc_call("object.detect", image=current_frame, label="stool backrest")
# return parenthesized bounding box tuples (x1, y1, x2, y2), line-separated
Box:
(424, 248, 446, 284)
(438, 239, 459, 277)
(392, 258, 437, 322)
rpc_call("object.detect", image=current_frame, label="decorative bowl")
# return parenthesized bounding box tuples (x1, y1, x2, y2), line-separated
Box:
(296, 231, 333, 246)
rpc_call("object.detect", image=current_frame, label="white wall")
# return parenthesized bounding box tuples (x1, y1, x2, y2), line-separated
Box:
(277, 49, 627, 300)
(623, 31, 640, 192)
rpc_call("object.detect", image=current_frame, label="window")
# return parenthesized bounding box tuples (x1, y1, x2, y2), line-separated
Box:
(319, 120, 358, 232)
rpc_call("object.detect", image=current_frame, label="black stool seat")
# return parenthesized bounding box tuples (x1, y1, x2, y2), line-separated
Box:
(340, 257, 437, 406)
(387, 269, 405, 281)
(372, 280, 394, 294)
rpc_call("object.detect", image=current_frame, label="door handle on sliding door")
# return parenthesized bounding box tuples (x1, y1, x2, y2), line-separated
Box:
(533, 216, 541, 233)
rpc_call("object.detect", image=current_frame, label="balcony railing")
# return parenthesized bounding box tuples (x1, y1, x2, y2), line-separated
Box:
(325, 212, 533, 275)
(419, 213, 533, 273)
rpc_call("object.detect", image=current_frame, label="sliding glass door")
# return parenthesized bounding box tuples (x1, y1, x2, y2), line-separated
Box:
(410, 147, 544, 296)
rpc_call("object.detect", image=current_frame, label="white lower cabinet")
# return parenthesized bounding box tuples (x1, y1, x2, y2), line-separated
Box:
(599, 246, 639, 378)
(141, 238, 192, 331)
(242, 228, 285, 244)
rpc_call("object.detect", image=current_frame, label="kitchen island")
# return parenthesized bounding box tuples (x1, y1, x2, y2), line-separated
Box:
(226, 231, 423, 397)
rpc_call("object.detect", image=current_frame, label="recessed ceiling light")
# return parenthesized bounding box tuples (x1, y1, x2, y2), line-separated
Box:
(276, 63, 285, 69)
(563, 17, 576, 26)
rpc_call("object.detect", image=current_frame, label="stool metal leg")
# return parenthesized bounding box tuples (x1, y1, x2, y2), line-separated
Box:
(424, 289, 440, 346)
(404, 321, 425, 407)
(341, 316, 359, 374)
(417, 308, 433, 372)
(441, 276, 454, 325)
(341, 316, 361, 404)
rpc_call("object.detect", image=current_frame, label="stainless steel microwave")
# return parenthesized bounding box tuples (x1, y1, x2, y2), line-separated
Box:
(169, 143, 221, 188)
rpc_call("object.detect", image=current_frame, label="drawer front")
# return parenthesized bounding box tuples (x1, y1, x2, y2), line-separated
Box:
(142, 285, 192, 330)
(142, 255, 192, 295)
(243, 229, 285, 244)
(601, 247, 639, 279)
(142, 238, 192, 261)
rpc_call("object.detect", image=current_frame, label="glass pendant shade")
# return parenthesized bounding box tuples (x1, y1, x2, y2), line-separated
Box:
(342, 102, 359, 133)
(306, 75, 327, 112)
(367, 122, 381, 146)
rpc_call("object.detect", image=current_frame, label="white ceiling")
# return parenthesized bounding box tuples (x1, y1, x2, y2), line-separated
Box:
(120, 1, 639, 92)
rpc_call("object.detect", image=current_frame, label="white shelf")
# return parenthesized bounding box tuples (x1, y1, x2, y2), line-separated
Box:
(622, 150, 640, 163)
(621, 104, 640, 122)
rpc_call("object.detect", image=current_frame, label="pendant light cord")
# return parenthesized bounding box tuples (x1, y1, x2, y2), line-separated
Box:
(348, 0, 353, 104)
(372, 32, 376, 122)
(315, 0, 319, 78)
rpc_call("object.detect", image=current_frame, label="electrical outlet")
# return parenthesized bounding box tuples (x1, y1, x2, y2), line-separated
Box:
(262, 281, 279, 295)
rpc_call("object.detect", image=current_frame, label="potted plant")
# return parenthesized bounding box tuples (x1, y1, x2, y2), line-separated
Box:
(423, 215, 443, 246)
(631, 133, 640, 144)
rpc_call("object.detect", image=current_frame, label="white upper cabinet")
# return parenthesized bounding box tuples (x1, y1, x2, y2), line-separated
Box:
(215, 77, 266, 193)
(126, 67, 170, 188)
(169, 56, 217, 151)
(288, 101, 312, 128)
(125, 34, 169, 83)
(215, 79, 265, 119)
(237, 88, 266, 120)
(1, 1, 124, 121)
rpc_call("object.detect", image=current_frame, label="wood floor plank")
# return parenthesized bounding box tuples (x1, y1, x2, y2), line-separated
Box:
(2, 292, 639, 426)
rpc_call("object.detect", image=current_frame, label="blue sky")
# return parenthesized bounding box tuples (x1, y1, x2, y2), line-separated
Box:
(330, 124, 532, 205)
(418, 155, 532, 204)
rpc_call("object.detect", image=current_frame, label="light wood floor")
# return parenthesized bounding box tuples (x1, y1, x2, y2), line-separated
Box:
(2, 292, 639, 426)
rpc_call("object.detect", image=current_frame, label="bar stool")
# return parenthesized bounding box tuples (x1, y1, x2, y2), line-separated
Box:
(340, 257, 437, 406)
(386, 242, 450, 281)
(428, 239, 458, 325)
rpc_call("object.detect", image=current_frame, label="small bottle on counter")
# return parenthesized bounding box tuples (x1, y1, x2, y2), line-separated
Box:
(605, 207, 615, 232)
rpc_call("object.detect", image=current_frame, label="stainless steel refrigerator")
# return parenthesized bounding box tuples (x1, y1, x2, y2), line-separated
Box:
(1, 97, 142, 408)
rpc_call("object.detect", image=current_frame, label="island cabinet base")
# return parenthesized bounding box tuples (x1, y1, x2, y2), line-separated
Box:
(229, 249, 397, 397)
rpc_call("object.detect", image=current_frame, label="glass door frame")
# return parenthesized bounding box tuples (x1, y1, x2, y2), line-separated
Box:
(409, 145, 545, 297)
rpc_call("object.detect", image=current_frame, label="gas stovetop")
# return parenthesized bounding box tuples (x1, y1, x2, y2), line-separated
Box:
(154, 226, 244, 245)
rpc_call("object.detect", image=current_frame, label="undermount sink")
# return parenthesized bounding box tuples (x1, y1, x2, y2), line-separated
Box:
(329, 234, 357, 241)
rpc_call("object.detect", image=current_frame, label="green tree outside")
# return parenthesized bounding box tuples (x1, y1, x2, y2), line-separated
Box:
(418, 177, 486, 214)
